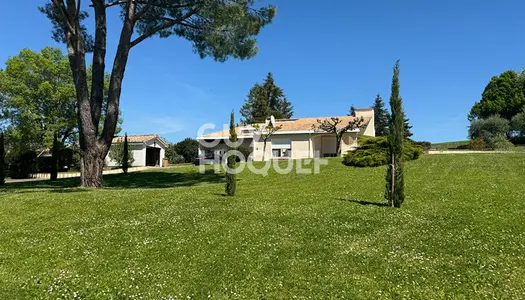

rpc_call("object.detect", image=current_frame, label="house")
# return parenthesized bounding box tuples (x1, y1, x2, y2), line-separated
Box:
(105, 134, 168, 167)
(197, 108, 375, 161)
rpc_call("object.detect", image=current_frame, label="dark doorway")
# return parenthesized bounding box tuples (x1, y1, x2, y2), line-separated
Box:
(146, 147, 161, 167)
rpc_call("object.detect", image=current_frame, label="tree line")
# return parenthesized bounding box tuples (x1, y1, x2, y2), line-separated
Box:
(467, 70, 525, 149)
(0, 47, 123, 180)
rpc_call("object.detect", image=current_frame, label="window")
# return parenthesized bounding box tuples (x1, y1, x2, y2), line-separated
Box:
(271, 139, 291, 158)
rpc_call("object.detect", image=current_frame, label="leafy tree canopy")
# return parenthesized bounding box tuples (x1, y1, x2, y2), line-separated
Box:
(0, 47, 121, 156)
(174, 138, 199, 163)
(469, 70, 525, 121)
(241, 72, 293, 124)
(0, 47, 77, 152)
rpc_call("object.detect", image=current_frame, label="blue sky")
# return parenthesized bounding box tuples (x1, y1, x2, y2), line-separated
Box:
(2, 0, 525, 143)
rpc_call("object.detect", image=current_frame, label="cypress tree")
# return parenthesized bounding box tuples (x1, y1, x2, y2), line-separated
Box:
(0, 132, 5, 185)
(123, 133, 129, 174)
(385, 60, 406, 208)
(225, 111, 237, 196)
(50, 132, 59, 181)
(372, 93, 391, 136)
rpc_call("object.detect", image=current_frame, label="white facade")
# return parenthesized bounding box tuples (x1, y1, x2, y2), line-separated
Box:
(197, 109, 375, 162)
(105, 135, 167, 168)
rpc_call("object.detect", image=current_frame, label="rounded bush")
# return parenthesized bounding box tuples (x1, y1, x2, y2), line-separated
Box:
(343, 136, 422, 168)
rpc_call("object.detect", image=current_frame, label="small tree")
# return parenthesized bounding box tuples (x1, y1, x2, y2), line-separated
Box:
(174, 138, 199, 163)
(0, 132, 5, 185)
(50, 132, 59, 181)
(225, 111, 237, 196)
(109, 139, 134, 168)
(312, 117, 363, 156)
(254, 122, 282, 161)
(469, 115, 510, 148)
(348, 104, 356, 117)
(122, 133, 129, 174)
(385, 60, 405, 208)
(372, 93, 390, 136)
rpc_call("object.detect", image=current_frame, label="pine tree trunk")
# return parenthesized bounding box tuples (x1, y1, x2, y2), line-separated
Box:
(80, 149, 105, 188)
(61, 0, 135, 188)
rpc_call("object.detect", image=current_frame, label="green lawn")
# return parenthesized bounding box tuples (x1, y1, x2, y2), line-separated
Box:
(430, 140, 470, 150)
(1, 154, 525, 299)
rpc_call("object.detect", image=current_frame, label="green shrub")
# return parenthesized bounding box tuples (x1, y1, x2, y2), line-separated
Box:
(468, 138, 486, 150)
(342, 136, 422, 167)
(168, 153, 185, 164)
(469, 116, 510, 148)
(493, 135, 515, 150)
(412, 140, 431, 151)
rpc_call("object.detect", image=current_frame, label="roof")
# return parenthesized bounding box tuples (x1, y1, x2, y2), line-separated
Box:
(112, 134, 168, 147)
(199, 115, 371, 139)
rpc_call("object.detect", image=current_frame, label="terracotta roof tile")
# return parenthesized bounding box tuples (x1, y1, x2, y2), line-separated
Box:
(200, 116, 370, 138)
(112, 134, 167, 145)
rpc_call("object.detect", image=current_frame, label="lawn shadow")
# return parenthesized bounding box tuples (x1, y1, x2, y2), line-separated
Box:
(4, 169, 224, 192)
(335, 198, 389, 207)
(103, 169, 224, 189)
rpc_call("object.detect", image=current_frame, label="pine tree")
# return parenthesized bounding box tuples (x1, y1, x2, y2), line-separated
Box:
(0, 132, 5, 185)
(240, 84, 269, 124)
(123, 133, 129, 174)
(348, 104, 356, 117)
(372, 93, 391, 136)
(404, 117, 413, 138)
(225, 111, 237, 196)
(240, 73, 293, 124)
(50, 132, 59, 181)
(385, 60, 406, 208)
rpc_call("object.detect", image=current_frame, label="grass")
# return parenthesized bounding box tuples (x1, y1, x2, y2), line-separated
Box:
(1, 154, 525, 298)
(430, 140, 470, 150)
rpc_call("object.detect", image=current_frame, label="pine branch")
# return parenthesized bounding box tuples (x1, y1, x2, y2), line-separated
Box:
(129, 8, 198, 48)
(51, 0, 75, 34)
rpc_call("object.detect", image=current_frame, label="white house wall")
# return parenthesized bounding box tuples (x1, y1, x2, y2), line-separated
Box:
(132, 144, 146, 167)
(105, 143, 145, 167)
(105, 137, 167, 168)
